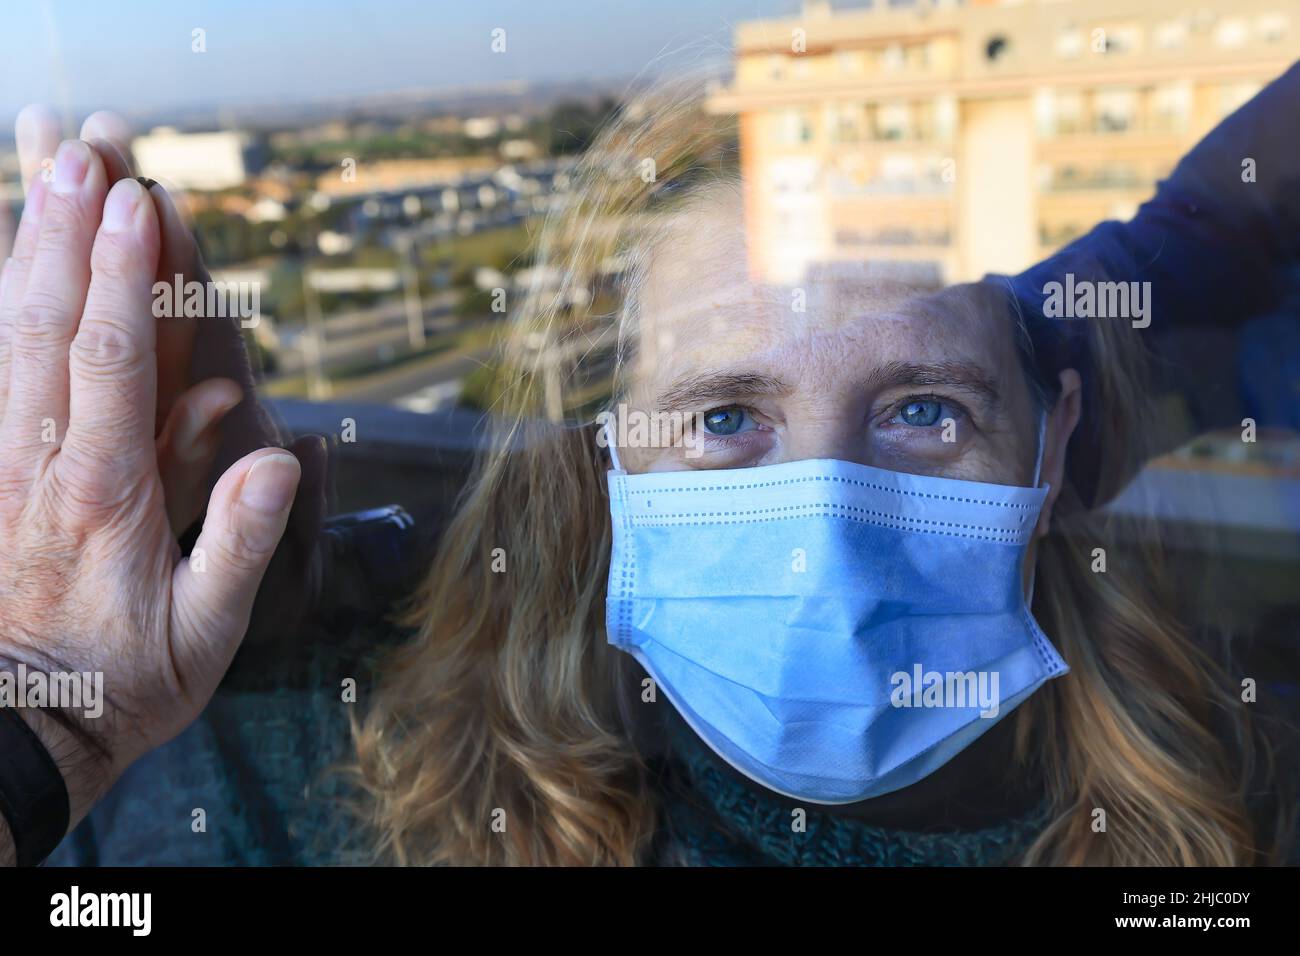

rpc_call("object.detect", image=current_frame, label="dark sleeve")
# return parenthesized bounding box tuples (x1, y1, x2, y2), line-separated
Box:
(987, 61, 1300, 507)
(1007, 59, 1300, 329)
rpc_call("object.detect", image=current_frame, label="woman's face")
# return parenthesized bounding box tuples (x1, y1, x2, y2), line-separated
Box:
(615, 195, 1082, 543)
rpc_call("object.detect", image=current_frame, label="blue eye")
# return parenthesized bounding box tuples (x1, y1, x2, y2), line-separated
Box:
(897, 399, 943, 427)
(703, 407, 749, 436)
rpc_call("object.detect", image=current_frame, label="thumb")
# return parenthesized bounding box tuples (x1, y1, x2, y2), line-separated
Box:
(170, 448, 301, 685)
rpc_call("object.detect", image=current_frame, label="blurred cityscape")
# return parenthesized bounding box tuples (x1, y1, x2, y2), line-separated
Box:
(0, 0, 1297, 428)
(0, 0, 1294, 624)
(1, 78, 633, 414)
(713, 0, 1299, 284)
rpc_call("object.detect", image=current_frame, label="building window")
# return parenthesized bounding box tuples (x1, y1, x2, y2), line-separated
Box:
(1033, 88, 1056, 137)
(1152, 82, 1192, 133)
(830, 104, 864, 144)
(1154, 20, 1188, 50)
(1055, 28, 1083, 59)
(879, 154, 919, 189)
(1096, 23, 1142, 55)
(1215, 18, 1249, 48)
(1055, 90, 1085, 134)
(874, 102, 912, 141)
(1047, 163, 1142, 192)
(1217, 81, 1263, 118)
(985, 35, 1011, 62)
(1094, 88, 1138, 133)
(933, 94, 957, 141)
(1257, 14, 1289, 43)
(776, 109, 815, 145)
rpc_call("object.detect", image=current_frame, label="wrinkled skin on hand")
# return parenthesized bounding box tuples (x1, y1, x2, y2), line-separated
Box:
(5, 105, 331, 648)
(0, 132, 305, 862)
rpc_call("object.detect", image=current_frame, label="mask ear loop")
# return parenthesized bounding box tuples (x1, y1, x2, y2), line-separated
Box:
(602, 414, 626, 473)
(1026, 408, 1049, 604)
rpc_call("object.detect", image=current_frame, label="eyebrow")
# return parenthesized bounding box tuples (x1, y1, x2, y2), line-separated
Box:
(860, 360, 1002, 409)
(652, 361, 1002, 413)
(655, 361, 998, 413)
(654, 371, 791, 413)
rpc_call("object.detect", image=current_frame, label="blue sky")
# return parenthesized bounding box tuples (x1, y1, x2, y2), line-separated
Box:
(0, 0, 798, 121)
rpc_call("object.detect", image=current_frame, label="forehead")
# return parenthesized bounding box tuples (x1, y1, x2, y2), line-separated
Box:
(631, 202, 1018, 401)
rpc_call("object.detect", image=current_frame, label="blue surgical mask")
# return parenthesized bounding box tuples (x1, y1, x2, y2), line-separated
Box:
(603, 417, 1068, 804)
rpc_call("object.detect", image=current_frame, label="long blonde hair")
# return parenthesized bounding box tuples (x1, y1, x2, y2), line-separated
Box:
(348, 77, 1295, 866)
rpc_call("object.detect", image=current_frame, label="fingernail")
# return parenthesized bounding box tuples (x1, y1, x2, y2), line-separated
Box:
(240, 453, 300, 515)
(22, 178, 47, 223)
(136, 176, 158, 190)
(175, 415, 215, 463)
(52, 140, 90, 195)
(216, 390, 243, 415)
(178, 430, 218, 464)
(15, 107, 45, 152)
(15, 104, 57, 182)
(176, 394, 240, 462)
(102, 178, 143, 233)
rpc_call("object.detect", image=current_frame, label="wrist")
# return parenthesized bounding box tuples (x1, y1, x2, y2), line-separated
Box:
(0, 661, 117, 866)
(12, 703, 113, 824)
(0, 706, 71, 866)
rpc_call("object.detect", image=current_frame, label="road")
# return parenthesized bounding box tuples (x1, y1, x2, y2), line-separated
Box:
(273, 291, 463, 375)
(333, 341, 498, 410)
(268, 305, 618, 414)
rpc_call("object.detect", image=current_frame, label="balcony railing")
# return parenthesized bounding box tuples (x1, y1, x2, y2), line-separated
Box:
(266, 396, 485, 534)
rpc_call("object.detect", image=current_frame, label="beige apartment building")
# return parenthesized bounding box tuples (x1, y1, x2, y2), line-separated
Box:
(708, 0, 1300, 285)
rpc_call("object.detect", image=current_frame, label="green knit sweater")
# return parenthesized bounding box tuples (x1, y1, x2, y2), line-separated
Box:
(653, 717, 1050, 866)
(46, 606, 1051, 867)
